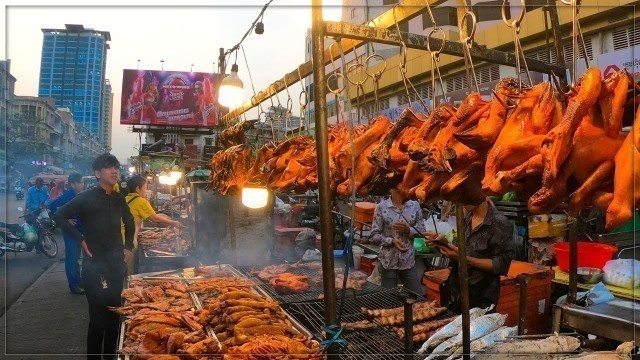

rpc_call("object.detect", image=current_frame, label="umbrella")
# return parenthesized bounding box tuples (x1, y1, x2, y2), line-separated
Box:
(186, 169, 210, 178)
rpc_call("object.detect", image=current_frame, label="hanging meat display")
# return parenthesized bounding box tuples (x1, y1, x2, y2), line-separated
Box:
(207, 68, 637, 228)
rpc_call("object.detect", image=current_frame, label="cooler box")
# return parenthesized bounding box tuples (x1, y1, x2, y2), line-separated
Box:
(422, 268, 450, 306)
(355, 202, 376, 230)
(496, 261, 555, 335)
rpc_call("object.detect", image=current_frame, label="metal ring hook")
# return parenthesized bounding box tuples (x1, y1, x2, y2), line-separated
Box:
(327, 72, 346, 94)
(346, 62, 368, 86)
(365, 54, 387, 78)
(502, 0, 525, 30)
(328, 41, 340, 72)
(427, 27, 446, 57)
(460, 11, 477, 45)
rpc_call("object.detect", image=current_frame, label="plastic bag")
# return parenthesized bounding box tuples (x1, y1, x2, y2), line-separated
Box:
(302, 249, 322, 262)
(603, 259, 640, 289)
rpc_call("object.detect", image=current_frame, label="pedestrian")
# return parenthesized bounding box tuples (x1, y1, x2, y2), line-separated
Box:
(49, 173, 85, 295)
(49, 178, 66, 201)
(25, 177, 49, 213)
(124, 175, 181, 275)
(360, 188, 426, 295)
(53, 154, 135, 360)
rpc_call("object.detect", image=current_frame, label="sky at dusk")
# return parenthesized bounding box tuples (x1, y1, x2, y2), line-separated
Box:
(3, 0, 342, 162)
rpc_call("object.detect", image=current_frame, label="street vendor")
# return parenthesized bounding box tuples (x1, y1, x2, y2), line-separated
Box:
(361, 188, 426, 295)
(124, 175, 181, 274)
(426, 195, 514, 313)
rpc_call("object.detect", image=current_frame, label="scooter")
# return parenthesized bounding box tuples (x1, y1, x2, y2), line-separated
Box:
(0, 207, 58, 258)
(14, 186, 24, 201)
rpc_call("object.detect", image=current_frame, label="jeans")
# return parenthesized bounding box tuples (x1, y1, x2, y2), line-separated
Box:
(63, 234, 81, 289)
(82, 264, 124, 360)
(378, 262, 424, 296)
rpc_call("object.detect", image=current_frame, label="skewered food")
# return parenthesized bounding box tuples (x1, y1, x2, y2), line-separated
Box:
(342, 319, 378, 331)
(361, 300, 437, 318)
(395, 317, 457, 341)
(379, 306, 447, 326)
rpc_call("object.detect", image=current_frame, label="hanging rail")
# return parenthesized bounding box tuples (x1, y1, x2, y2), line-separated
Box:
(324, 21, 567, 75)
(219, 0, 449, 127)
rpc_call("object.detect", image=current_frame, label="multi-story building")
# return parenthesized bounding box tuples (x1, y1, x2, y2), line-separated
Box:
(1, 60, 17, 162)
(304, 0, 638, 125)
(101, 79, 113, 149)
(38, 24, 111, 138)
(10, 96, 62, 167)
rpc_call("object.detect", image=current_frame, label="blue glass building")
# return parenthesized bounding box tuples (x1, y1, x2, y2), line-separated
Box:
(38, 24, 110, 143)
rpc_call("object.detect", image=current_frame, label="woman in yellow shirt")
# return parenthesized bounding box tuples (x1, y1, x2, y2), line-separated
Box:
(125, 175, 181, 274)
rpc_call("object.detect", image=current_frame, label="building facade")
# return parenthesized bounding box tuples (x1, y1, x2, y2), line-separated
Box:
(101, 79, 113, 149)
(1, 60, 17, 160)
(38, 24, 110, 138)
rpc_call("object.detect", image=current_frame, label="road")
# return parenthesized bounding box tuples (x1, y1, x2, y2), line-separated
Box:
(1, 193, 64, 316)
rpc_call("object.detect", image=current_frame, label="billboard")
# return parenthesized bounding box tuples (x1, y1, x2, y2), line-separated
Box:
(120, 69, 225, 127)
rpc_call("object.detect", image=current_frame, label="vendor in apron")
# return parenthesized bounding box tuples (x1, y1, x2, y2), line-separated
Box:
(124, 175, 181, 274)
(426, 193, 515, 313)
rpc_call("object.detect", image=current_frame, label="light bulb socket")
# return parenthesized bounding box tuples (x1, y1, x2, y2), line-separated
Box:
(255, 22, 264, 34)
(230, 63, 239, 73)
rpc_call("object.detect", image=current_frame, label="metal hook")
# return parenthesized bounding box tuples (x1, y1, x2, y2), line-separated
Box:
(460, 11, 477, 46)
(327, 72, 346, 94)
(492, 90, 517, 110)
(427, 27, 446, 58)
(364, 54, 386, 79)
(550, 71, 573, 100)
(460, 11, 480, 94)
(346, 62, 368, 86)
(502, 0, 525, 31)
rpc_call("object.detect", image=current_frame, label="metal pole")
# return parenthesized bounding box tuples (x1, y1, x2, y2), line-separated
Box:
(517, 274, 531, 335)
(218, 48, 226, 74)
(311, 1, 337, 357)
(567, 215, 578, 304)
(547, 0, 568, 86)
(403, 294, 416, 359)
(455, 203, 471, 360)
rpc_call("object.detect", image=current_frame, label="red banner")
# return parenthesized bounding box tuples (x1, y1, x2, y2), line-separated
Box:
(120, 69, 224, 127)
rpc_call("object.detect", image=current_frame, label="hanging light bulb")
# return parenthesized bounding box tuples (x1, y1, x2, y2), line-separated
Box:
(170, 165, 182, 179)
(241, 186, 269, 209)
(218, 63, 245, 109)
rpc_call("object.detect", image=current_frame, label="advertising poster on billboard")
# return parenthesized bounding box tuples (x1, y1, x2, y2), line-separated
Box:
(597, 45, 640, 80)
(120, 69, 224, 127)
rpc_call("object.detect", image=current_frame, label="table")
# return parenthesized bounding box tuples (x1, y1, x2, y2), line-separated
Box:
(552, 266, 640, 301)
(553, 298, 640, 343)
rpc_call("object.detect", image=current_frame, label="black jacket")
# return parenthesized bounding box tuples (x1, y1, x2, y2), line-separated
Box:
(54, 186, 135, 273)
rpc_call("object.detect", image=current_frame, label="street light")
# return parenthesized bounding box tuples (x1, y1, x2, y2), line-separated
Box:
(128, 166, 136, 174)
(218, 63, 244, 109)
(170, 165, 182, 180)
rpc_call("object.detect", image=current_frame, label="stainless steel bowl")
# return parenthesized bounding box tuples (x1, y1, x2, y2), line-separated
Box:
(576, 267, 604, 284)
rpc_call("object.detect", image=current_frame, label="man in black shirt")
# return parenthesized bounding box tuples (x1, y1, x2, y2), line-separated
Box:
(54, 154, 135, 360)
(427, 196, 514, 312)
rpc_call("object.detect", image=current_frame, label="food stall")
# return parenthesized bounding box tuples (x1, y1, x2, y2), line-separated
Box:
(115, 0, 639, 358)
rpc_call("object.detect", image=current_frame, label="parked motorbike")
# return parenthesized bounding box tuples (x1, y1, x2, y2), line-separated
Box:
(0, 207, 58, 258)
(14, 186, 24, 201)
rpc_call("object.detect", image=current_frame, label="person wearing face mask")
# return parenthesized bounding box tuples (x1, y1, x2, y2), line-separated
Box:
(426, 193, 515, 313)
(362, 188, 426, 295)
(124, 175, 181, 275)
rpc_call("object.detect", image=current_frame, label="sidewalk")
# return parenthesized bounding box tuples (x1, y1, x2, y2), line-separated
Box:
(1, 261, 88, 359)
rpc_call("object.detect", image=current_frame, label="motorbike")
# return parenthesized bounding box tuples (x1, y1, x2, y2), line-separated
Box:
(0, 207, 58, 258)
(14, 186, 24, 201)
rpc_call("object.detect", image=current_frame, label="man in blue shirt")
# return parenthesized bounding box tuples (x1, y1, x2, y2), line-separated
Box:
(25, 177, 49, 212)
(49, 173, 85, 294)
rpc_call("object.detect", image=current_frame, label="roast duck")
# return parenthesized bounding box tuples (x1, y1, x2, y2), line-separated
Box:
(208, 68, 637, 229)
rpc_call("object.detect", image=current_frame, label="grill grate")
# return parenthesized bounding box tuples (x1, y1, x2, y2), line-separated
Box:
(238, 265, 384, 305)
(285, 288, 457, 359)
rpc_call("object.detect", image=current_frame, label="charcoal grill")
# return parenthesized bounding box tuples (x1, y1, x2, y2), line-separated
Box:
(238, 264, 384, 305)
(285, 287, 458, 359)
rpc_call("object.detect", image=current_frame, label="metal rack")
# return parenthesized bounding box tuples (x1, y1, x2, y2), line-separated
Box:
(214, 0, 569, 357)
(238, 265, 384, 305)
(286, 287, 457, 359)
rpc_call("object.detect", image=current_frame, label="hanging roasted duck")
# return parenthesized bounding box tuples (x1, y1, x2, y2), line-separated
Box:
(207, 144, 254, 195)
(218, 120, 259, 149)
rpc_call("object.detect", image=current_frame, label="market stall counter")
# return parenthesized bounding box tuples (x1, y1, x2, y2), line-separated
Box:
(553, 298, 640, 344)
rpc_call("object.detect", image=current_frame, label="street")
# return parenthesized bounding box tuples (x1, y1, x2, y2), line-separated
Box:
(1, 193, 64, 316)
